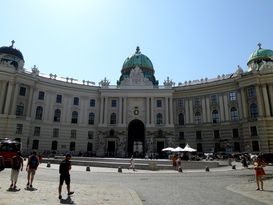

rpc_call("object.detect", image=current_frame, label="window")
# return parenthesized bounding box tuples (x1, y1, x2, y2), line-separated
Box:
(156, 113, 163, 125)
(56, 94, 62, 103)
(53, 128, 59, 138)
(111, 100, 117, 107)
(51, 141, 58, 150)
(15, 103, 24, 116)
(247, 86, 256, 97)
(110, 113, 117, 124)
(229, 91, 236, 101)
(194, 97, 201, 107)
(157, 100, 162, 107)
(87, 142, 93, 151)
(73, 97, 79, 106)
(110, 129, 115, 136)
(214, 130, 220, 139)
(88, 112, 95, 125)
(54, 109, 61, 122)
(250, 126, 258, 136)
(252, 141, 260, 152)
(210, 95, 218, 104)
(90, 99, 96, 107)
(88, 131, 94, 139)
(70, 142, 76, 151)
(71, 111, 78, 124)
(212, 110, 220, 123)
(19, 87, 26, 96)
(197, 143, 203, 152)
(194, 112, 201, 124)
(250, 103, 258, 118)
(234, 142, 241, 152)
(38, 91, 45, 100)
(32, 140, 39, 150)
(35, 106, 43, 120)
(16, 124, 23, 134)
(34, 127, 40, 136)
(71, 130, 77, 139)
(233, 128, 239, 138)
(230, 107, 238, 121)
(179, 132, 184, 139)
(196, 131, 202, 139)
(177, 99, 184, 107)
(178, 113, 184, 125)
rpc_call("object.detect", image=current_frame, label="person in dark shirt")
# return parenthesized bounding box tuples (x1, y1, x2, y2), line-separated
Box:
(10, 151, 23, 189)
(58, 153, 74, 199)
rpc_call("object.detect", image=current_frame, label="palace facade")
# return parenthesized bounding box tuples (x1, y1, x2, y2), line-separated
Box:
(1, 42, 273, 157)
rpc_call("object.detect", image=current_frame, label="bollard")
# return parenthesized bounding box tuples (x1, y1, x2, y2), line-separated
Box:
(118, 166, 122, 173)
(205, 166, 210, 172)
(178, 166, 183, 172)
(46, 162, 51, 168)
(86, 166, 90, 172)
(232, 165, 236, 170)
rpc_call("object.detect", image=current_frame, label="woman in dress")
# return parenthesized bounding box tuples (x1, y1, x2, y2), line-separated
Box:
(253, 156, 266, 191)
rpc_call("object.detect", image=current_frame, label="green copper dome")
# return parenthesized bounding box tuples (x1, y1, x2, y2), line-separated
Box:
(118, 47, 158, 85)
(247, 43, 273, 65)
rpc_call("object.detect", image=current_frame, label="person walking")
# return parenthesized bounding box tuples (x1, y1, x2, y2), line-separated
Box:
(128, 155, 135, 171)
(254, 156, 266, 191)
(26, 151, 39, 189)
(10, 151, 23, 189)
(58, 153, 74, 199)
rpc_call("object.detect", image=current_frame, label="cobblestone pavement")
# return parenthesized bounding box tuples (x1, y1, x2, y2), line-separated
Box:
(0, 161, 272, 205)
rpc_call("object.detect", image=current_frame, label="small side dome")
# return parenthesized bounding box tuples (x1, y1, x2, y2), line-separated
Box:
(247, 43, 273, 66)
(0, 40, 24, 61)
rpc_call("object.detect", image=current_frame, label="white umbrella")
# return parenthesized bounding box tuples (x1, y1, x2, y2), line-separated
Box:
(162, 147, 174, 152)
(183, 144, 197, 152)
(172, 147, 185, 152)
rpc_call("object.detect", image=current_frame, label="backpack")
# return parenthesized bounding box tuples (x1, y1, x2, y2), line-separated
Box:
(29, 155, 39, 169)
(12, 157, 21, 170)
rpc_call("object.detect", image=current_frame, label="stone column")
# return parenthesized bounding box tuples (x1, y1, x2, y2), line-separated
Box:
(240, 88, 248, 119)
(0, 81, 6, 114)
(63, 95, 70, 123)
(151, 97, 154, 125)
(189, 98, 193, 124)
(269, 85, 273, 116)
(185, 98, 189, 124)
(27, 87, 34, 117)
(219, 94, 224, 122)
(262, 85, 271, 117)
(237, 90, 243, 120)
(206, 96, 211, 122)
(123, 97, 127, 125)
(223, 94, 229, 121)
(169, 97, 174, 125)
(10, 82, 19, 115)
(104, 97, 108, 125)
(99, 97, 104, 124)
(202, 96, 206, 123)
(4, 81, 14, 114)
(146, 97, 150, 125)
(256, 85, 264, 117)
(165, 97, 169, 125)
(119, 97, 122, 125)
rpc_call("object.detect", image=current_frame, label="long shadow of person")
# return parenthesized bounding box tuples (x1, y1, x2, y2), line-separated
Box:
(60, 196, 76, 204)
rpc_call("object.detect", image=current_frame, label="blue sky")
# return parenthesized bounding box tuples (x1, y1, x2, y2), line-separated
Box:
(1, 0, 273, 85)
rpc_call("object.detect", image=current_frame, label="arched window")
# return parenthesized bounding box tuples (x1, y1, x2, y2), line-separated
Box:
(54, 109, 61, 122)
(110, 113, 116, 124)
(250, 103, 258, 118)
(88, 112, 95, 125)
(212, 110, 220, 123)
(178, 113, 184, 125)
(194, 112, 201, 124)
(15, 103, 24, 116)
(156, 113, 163, 125)
(51, 140, 58, 150)
(230, 107, 238, 121)
(35, 106, 43, 120)
(71, 111, 78, 124)
(70, 141, 76, 151)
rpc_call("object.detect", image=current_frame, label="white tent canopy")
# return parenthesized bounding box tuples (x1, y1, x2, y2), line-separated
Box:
(183, 144, 197, 152)
(172, 147, 184, 152)
(162, 147, 174, 152)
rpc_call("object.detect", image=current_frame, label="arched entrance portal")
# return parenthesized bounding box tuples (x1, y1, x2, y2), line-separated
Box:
(128, 119, 145, 157)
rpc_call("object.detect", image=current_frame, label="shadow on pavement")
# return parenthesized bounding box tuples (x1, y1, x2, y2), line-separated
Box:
(60, 196, 76, 204)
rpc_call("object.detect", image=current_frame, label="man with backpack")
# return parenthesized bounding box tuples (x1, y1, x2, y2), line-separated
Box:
(58, 153, 74, 199)
(26, 151, 39, 189)
(10, 151, 23, 189)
